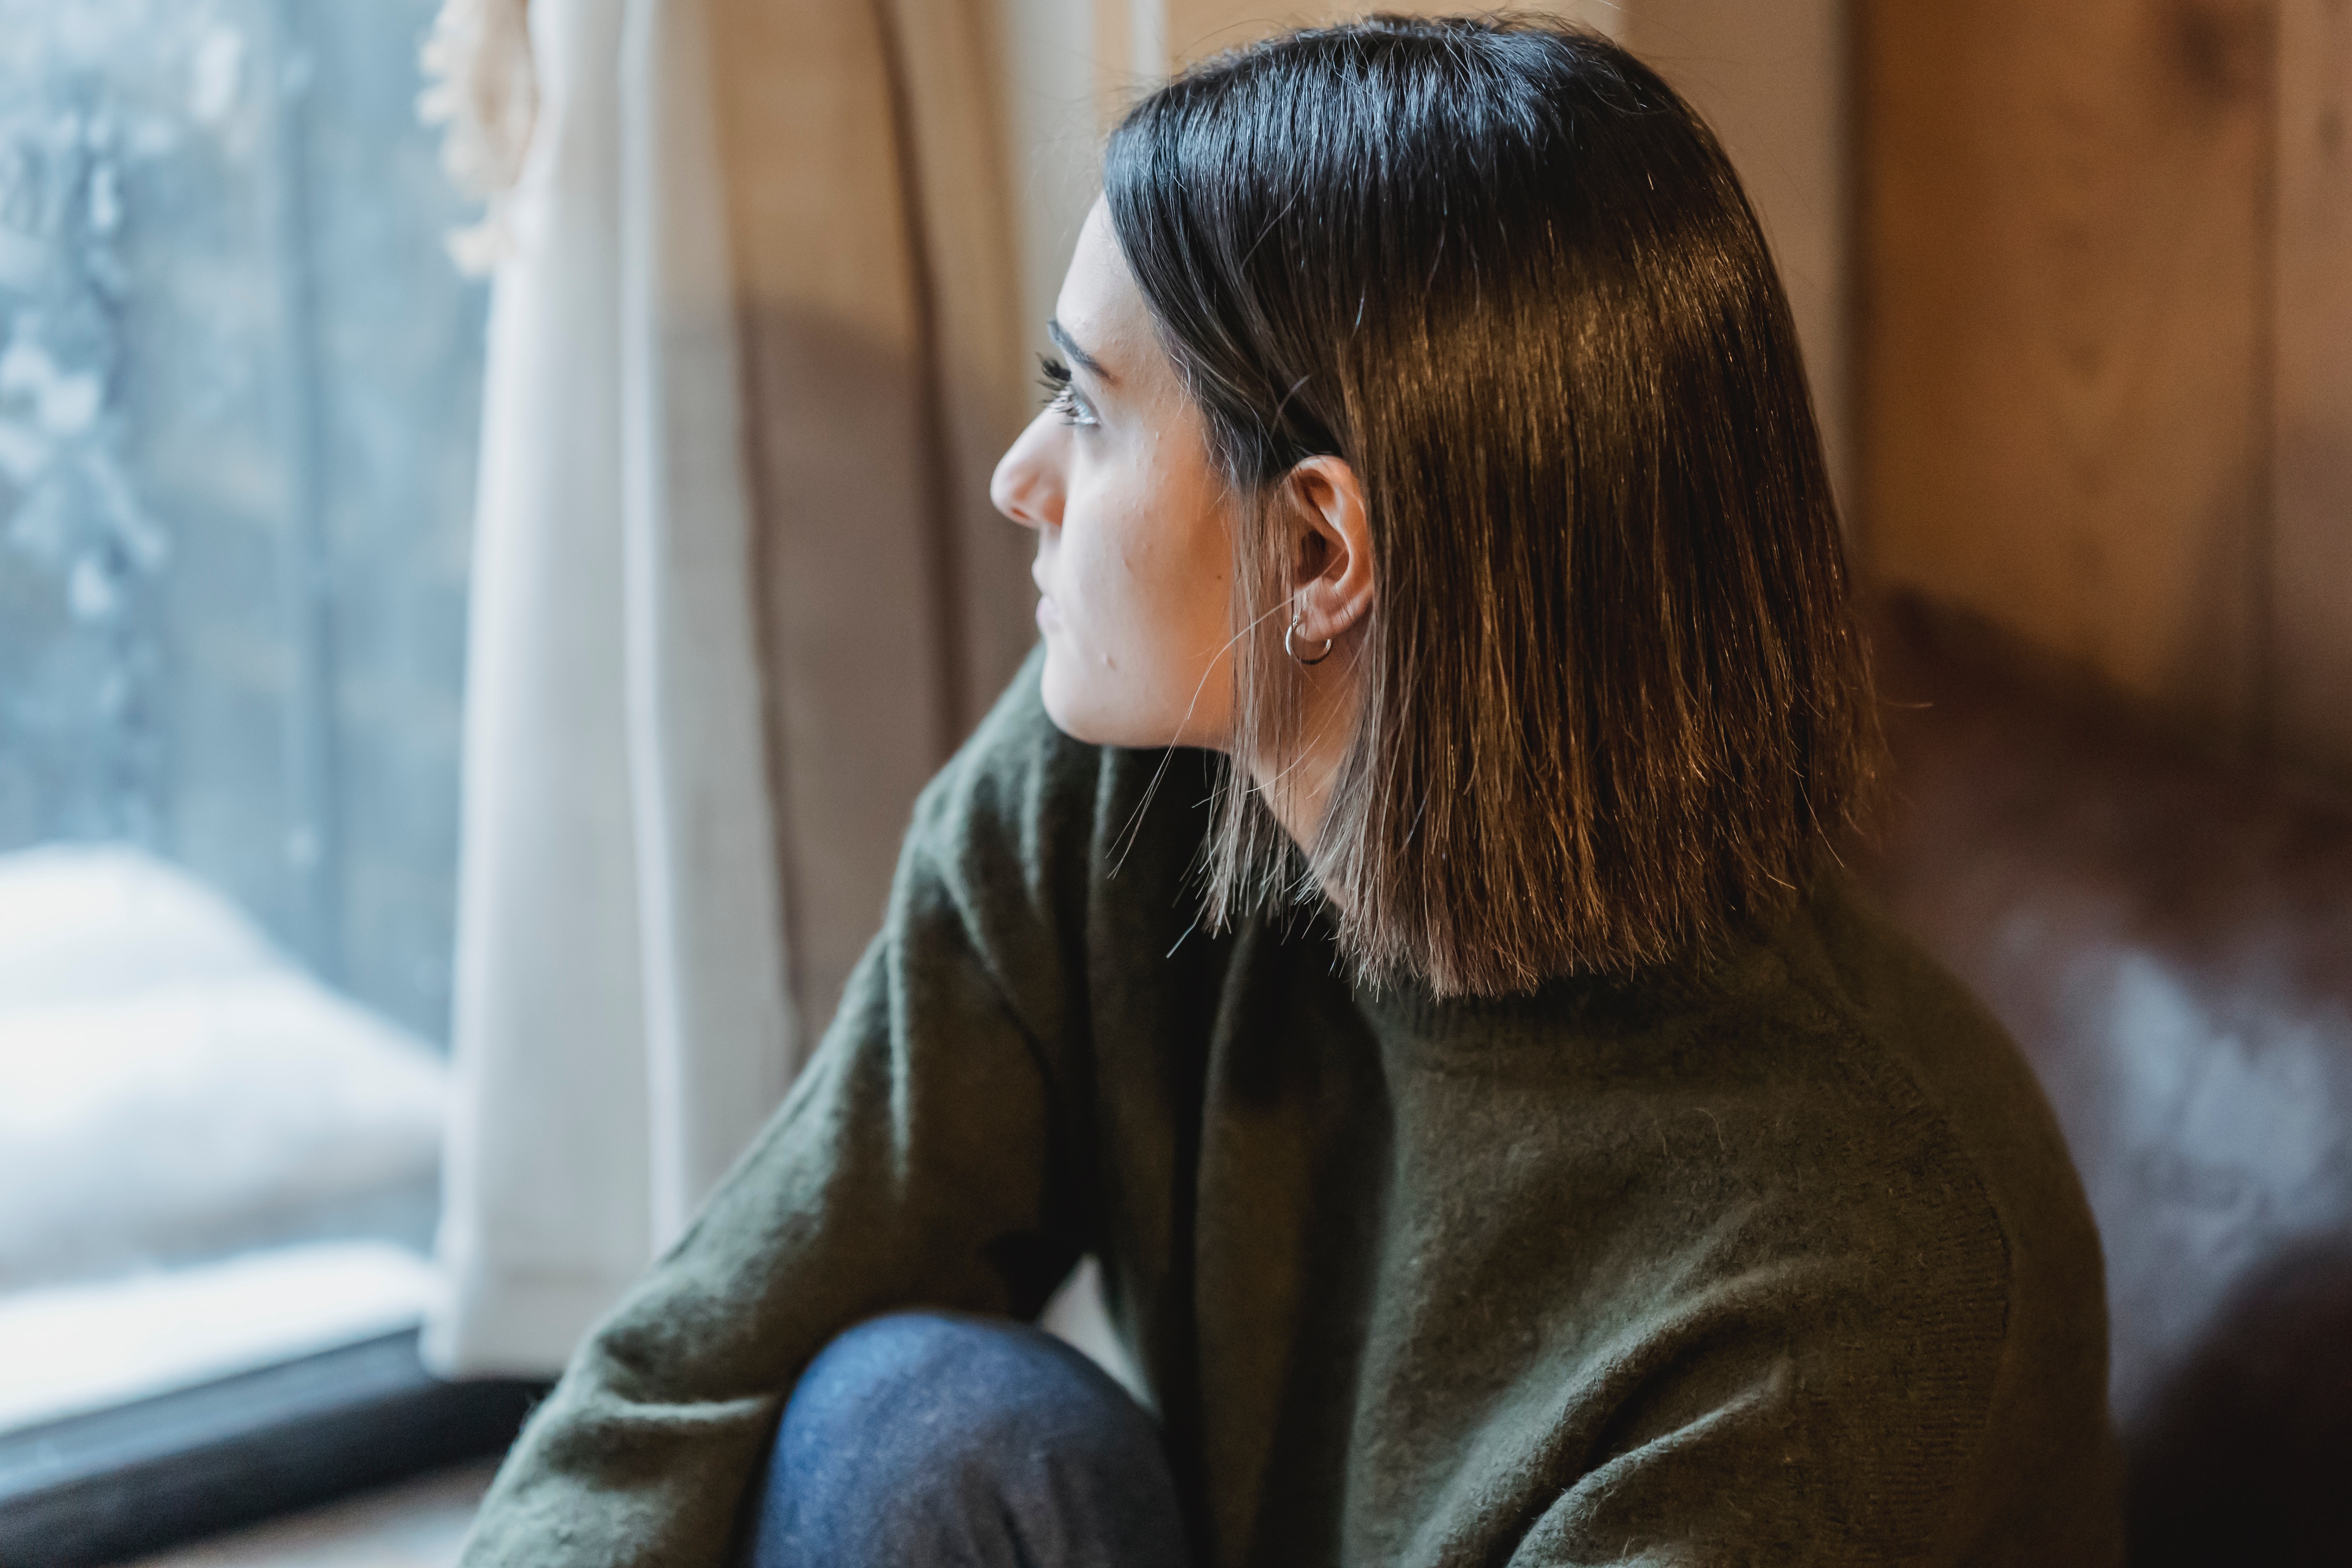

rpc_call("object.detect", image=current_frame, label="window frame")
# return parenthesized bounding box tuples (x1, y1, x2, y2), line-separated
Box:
(0, 1330, 541, 1564)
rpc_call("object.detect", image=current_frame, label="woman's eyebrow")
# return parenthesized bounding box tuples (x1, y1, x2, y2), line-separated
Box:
(1047, 318, 1114, 384)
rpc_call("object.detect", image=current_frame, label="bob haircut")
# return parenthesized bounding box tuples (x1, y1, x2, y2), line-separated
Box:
(1103, 14, 1884, 997)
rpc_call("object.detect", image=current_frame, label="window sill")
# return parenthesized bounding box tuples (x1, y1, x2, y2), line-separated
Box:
(0, 1330, 541, 1567)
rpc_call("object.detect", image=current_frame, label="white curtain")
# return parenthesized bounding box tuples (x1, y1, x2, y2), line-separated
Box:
(423, 0, 794, 1377)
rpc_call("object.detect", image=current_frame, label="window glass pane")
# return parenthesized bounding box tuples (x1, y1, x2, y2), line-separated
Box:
(0, 0, 483, 1430)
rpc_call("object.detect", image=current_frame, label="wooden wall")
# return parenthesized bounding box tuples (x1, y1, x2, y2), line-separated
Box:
(1860, 0, 2352, 781)
(2274, 0, 2352, 780)
(1151, 0, 1623, 69)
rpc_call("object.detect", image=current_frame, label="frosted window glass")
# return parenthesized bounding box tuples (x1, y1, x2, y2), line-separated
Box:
(0, 0, 484, 1428)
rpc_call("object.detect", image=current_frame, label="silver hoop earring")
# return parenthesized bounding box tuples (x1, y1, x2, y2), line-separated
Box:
(1286, 606, 1334, 666)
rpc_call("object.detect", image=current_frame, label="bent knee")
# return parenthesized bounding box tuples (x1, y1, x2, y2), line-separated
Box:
(757, 1312, 1183, 1568)
(779, 1311, 1157, 1485)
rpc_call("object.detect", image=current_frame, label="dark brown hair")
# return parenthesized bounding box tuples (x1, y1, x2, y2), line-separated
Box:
(1103, 14, 1884, 996)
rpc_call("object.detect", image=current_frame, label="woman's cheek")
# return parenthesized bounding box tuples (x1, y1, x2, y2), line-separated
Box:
(1034, 554, 1120, 740)
(1044, 465, 1202, 745)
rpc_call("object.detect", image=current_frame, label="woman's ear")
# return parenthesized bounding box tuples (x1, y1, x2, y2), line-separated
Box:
(1285, 455, 1375, 645)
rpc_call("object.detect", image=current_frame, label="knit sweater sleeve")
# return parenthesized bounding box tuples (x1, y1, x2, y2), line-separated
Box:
(456, 662, 1098, 1568)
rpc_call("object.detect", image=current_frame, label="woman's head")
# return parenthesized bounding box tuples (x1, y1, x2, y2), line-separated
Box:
(991, 13, 1883, 996)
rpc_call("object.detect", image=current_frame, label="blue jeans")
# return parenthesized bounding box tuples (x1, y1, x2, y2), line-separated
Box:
(743, 1311, 1191, 1568)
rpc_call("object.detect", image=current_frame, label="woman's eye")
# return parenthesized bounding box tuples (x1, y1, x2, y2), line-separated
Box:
(1037, 355, 1100, 429)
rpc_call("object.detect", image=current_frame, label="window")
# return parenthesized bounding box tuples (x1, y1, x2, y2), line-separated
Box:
(1, 0, 481, 1447)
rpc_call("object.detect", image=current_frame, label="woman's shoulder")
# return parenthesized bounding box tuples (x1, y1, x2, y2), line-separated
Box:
(1367, 878, 2118, 1560)
(1758, 876, 2122, 1551)
(1691, 876, 2106, 1322)
(1770, 876, 2097, 1256)
(1407, 872, 2104, 1385)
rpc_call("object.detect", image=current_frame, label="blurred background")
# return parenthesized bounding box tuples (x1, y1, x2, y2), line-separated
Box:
(0, 1, 2343, 1564)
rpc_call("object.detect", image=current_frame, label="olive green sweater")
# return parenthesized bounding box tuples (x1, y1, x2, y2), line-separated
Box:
(459, 658, 2122, 1566)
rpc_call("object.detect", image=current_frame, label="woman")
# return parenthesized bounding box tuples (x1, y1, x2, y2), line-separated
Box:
(460, 17, 2119, 1566)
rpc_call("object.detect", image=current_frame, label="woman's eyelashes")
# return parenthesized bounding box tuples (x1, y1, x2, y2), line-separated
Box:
(1037, 355, 1100, 429)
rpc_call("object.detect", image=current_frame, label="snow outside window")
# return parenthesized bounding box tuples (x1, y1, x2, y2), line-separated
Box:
(0, 0, 484, 1432)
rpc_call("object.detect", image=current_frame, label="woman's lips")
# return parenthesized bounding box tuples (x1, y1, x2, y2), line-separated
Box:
(1034, 592, 1062, 633)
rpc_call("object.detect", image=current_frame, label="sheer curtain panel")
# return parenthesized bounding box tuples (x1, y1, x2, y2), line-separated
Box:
(425, 0, 1033, 1378)
(427, 0, 792, 1375)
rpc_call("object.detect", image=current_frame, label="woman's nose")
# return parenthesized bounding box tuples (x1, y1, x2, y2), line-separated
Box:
(990, 412, 1066, 532)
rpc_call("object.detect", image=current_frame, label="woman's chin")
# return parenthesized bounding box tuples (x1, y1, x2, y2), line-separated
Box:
(1039, 656, 1228, 753)
(1038, 648, 1169, 748)
(1037, 650, 1110, 744)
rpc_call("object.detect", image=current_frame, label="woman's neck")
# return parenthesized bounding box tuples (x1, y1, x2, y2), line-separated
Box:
(1251, 653, 1364, 864)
